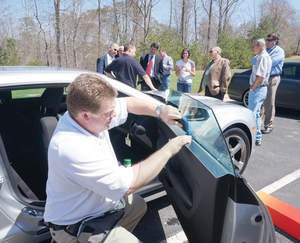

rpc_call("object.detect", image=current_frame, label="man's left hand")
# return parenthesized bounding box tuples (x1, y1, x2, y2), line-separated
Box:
(159, 105, 182, 126)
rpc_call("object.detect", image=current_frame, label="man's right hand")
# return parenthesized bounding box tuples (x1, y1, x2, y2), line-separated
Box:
(165, 135, 192, 157)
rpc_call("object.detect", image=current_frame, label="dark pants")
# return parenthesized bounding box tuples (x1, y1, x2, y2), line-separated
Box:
(140, 77, 161, 91)
(205, 86, 225, 101)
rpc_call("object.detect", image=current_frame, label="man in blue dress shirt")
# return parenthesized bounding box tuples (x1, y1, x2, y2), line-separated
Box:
(262, 33, 285, 134)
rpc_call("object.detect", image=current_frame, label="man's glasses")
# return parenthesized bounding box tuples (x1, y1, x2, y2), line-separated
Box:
(266, 39, 274, 42)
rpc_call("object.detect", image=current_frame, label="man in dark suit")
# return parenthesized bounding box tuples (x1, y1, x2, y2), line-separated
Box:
(96, 43, 119, 74)
(140, 42, 163, 91)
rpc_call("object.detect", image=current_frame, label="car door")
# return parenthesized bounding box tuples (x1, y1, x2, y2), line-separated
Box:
(277, 63, 300, 109)
(157, 91, 276, 243)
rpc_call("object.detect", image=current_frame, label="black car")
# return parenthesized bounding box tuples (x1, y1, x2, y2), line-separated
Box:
(228, 60, 300, 110)
(0, 67, 276, 243)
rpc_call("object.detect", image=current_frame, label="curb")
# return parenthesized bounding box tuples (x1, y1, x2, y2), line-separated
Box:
(257, 191, 300, 240)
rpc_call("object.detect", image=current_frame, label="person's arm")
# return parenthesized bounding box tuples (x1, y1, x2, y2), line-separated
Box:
(271, 48, 285, 68)
(125, 97, 181, 125)
(143, 74, 157, 90)
(168, 57, 174, 71)
(220, 60, 232, 94)
(189, 61, 196, 76)
(250, 56, 268, 91)
(104, 60, 117, 78)
(127, 135, 191, 194)
(158, 58, 164, 75)
(250, 76, 264, 91)
(97, 56, 105, 74)
(175, 63, 181, 77)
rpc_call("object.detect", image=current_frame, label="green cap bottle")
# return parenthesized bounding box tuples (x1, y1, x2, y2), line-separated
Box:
(123, 158, 132, 167)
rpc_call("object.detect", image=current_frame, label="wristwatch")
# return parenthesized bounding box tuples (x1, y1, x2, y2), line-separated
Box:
(155, 104, 164, 118)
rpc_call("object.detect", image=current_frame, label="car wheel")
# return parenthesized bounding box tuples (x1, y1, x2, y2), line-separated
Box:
(224, 127, 251, 174)
(242, 89, 249, 107)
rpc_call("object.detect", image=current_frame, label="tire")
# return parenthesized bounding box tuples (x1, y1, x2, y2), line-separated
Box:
(242, 89, 249, 107)
(224, 127, 251, 174)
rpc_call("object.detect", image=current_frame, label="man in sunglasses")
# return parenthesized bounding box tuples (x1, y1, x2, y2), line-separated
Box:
(97, 43, 119, 74)
(262, 33, 285, 134)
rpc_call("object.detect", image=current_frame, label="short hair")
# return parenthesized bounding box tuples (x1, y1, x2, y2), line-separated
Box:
(110, 43, 119, 50)
(124, 43, 135, 52)
(181, 48, 191, 59)
(212, 46, 222, 54)
(67, 73, 117, 117)
(254, 38, 266, 48)
(267, 33, 280, 45)
(150, 42, 160, 50)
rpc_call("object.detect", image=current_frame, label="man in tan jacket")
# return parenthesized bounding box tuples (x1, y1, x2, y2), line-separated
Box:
(198, 47, 231, 100)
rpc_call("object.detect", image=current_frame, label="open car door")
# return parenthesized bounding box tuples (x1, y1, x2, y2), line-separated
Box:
(158, 91, 276, 243)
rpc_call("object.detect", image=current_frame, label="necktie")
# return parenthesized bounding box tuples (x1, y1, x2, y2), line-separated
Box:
(146, 56, 153, 76)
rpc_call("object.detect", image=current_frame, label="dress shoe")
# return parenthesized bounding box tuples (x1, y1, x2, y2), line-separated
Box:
(262, 127, 273, 134)
(255, 140, 262, 146)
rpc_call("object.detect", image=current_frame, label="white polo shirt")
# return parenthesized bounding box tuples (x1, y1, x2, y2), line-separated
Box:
(249, 50, 272, 86)
(44, 98, 133, 225)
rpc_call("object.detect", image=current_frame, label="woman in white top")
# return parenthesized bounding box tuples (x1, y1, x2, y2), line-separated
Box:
(175, 48, 196, 93)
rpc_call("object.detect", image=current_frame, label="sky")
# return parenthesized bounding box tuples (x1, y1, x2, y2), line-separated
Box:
(3, 0, 300, 25)
(151, 0, 300, 25)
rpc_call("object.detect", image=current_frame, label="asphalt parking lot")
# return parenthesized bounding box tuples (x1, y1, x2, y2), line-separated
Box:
(134, 107, 300, 243)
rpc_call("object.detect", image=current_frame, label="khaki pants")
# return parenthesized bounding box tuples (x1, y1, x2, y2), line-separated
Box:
(263, 76, 280, 128)
(50, 194, 147, 243)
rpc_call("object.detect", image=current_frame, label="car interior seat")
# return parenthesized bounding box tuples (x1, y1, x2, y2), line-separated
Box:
(40, 87, 65, 117)
(39, 88, 64, 194)
(0, 133, 38, 200)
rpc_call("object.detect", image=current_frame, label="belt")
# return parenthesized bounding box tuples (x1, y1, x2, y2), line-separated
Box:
(48, 199, 125, 236)
(270, 74, 280, 78)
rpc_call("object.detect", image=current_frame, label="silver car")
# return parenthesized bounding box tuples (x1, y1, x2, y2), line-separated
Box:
(0, 67, 274, 243)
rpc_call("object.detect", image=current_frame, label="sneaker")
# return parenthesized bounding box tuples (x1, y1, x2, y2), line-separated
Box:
(255, 140, 262, 146)
(262, 127, 273, 134)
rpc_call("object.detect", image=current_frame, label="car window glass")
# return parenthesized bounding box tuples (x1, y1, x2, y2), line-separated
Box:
(282, 65, 297, 79)
(12, 88, 45, 99)
(167, 91, 235, 176)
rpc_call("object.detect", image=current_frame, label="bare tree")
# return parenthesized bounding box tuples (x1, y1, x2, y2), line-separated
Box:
(131, 0, 159, 44)
(33, 0, 50, 65)
(216, 0, 240, 43)
(169, 0, 173, 28)
(54, 0, 62, 67)
(193, 0, 199, 42)
(112, 0, 120, 42)
(201, 0, 213, 52)
(180, 0, 186, 43)
(70, 0, 83, 67)
(97, 0, 102, 54)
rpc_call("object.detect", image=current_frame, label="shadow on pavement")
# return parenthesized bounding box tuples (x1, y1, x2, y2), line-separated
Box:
(133, 195, 171, 243)
(276, 108, 300, 121)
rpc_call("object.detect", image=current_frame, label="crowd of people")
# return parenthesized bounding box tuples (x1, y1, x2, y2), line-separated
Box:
(97, 32, 285, 146)
(96, 42, 231, 99)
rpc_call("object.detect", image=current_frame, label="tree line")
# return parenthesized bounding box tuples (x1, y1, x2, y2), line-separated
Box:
(0, 0, 299, 70)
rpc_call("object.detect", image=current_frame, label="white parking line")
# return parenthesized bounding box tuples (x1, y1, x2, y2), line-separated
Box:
(258, 169, 300, 194)
(167, 230, 188, 243)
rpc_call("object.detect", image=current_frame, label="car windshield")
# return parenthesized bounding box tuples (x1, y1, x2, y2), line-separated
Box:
(167, 90, 235, 176)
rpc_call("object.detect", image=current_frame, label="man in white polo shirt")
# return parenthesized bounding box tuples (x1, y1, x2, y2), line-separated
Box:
(248, 39, 272, 146)
(44, 73, 191, 243)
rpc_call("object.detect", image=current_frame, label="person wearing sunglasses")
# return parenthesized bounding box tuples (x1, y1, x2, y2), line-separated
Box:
(262, 33, 285, 134)
(96, 43, 119, 74)
(198, 46, 231, 100)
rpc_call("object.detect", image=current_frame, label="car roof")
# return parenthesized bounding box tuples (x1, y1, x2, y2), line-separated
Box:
(0, 66, 89, 87)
